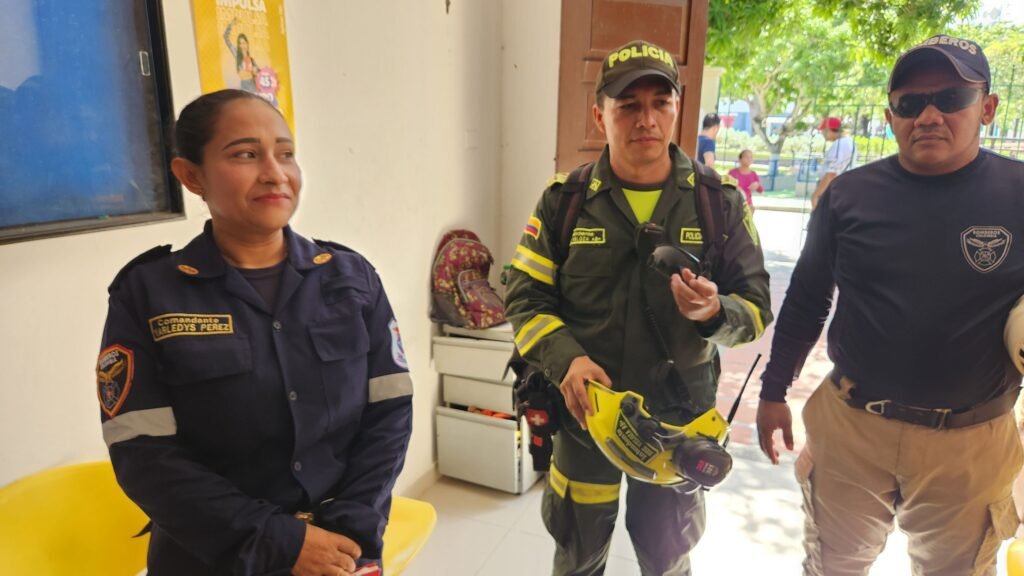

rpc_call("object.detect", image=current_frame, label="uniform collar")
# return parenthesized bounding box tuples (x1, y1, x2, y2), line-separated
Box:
(586, 143, 696, 200)
(174, 220, 332, 278)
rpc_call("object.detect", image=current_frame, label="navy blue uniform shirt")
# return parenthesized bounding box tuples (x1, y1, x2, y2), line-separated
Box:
(762, 150, 1024, 408)
(97, 222, 413, 575)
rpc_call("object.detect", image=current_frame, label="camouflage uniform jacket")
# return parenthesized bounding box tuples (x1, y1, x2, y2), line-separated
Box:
(504, 144, 772, 419)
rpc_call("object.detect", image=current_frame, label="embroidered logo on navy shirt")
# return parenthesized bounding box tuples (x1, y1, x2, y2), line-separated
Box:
(389, 318, 408, 369)
(97, 344, 134, 417)
(961, 226, 1012, 273)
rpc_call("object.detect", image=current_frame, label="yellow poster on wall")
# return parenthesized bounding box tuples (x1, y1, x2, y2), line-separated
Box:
(190, 0, 294, 131)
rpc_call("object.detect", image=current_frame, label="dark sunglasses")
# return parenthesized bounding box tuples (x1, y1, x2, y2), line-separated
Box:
(888, 86, 984, 118)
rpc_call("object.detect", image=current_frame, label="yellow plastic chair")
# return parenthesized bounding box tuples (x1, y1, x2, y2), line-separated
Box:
(0, 461, 150, 576)
(1009, 538, 1024, 576)
(384, 496, 437, 575)
(0, 461, 435, 575)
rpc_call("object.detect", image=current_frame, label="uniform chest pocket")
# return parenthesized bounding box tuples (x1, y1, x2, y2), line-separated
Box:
(309, 315, 370, 433)
(322, 274, 369, 307)
(561, 241, 623, 278)
(159, 335, 252, 385)
(308, 315, 370, 362)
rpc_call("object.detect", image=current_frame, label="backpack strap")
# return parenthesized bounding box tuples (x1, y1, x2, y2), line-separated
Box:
(690, 162, 727, 276)
(552, 162, 595, 263)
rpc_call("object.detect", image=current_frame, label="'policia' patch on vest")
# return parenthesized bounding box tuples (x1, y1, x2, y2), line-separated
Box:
(680, 228, 703, 245)
(97, 344, 134, 417)
(148, 313, 235, 342)
(961, 226, 1012, 273)
(570, 228, 607, 245)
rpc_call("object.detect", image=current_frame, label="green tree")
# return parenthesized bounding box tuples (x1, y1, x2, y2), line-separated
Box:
(709, 0, 980, 156)
(951, 21, 1024, 137)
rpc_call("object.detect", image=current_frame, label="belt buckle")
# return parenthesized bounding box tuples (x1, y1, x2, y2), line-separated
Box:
(294, 511, 315, 524)
(864, 400, 889, 416)
(931, 408, 952, 429)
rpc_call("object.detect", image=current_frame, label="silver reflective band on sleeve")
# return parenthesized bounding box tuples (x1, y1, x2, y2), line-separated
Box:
(102, 407, 177, 447)
(369, 372, 414, 403)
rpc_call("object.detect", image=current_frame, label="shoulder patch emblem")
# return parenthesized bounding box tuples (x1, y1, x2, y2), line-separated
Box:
(313, 253, 333, 265)
(547, 172, 569, 187)
(721, 174, 739, 189)
(589, 177, 602, 192)
(961, 226, 1011, 273)
(388, 318, 408, 369)
(570, 228, 606, 246)
(687, 172, 696, 187)
(177, 264, 199, 276)
(97, 345, 134, 418)
(524, 215, 542, 240)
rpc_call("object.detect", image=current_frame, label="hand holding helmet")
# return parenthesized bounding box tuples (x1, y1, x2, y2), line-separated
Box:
(584, 381, 732, 491)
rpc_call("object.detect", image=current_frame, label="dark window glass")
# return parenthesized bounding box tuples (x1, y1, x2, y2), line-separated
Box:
(0, 0, 181, 244)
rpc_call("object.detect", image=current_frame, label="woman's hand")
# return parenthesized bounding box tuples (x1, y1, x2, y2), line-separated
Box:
(293, 524, 361, 576)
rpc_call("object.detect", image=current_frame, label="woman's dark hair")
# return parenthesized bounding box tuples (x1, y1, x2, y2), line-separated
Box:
(173, 89, 272, 164)
(235, 33, 250, 71)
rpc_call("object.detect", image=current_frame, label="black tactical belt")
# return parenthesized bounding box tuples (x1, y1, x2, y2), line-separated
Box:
(830, 368, 1020, 430)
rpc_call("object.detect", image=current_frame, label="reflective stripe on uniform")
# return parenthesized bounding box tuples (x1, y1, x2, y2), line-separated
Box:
(510, 245, 557, 286)
(514, 314, 565, 355)
(549, 463, 620, 505)
(728, 294, 765, 339)
(369, 372, 413, 403)
(102, 407, 176, 447)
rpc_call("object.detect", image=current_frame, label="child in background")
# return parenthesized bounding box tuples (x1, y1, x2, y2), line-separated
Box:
(728, 149, 763, 209)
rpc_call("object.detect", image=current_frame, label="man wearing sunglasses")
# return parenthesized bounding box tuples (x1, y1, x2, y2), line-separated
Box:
(756, 34, 1024, 574)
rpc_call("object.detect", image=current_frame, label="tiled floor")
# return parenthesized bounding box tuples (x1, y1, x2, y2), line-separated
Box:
(404, 210, 1014, 575)
(405, 445, 1011, 575)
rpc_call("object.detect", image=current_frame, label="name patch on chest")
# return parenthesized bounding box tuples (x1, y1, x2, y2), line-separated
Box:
(148, 313, 235, 342)
(680, 228, 703, 245)
(570, 228, 606, 245)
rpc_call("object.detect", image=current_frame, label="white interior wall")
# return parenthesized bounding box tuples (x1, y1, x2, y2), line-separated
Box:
(497, 0, 561, 270)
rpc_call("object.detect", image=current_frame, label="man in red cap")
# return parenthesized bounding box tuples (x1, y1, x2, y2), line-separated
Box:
(811, 116, 855, 209)
(757, 33, 1023, 575)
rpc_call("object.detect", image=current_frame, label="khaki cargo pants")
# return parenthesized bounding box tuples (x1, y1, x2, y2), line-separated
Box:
(798, 375, 1023, 575)
(542, 426, 705, 576)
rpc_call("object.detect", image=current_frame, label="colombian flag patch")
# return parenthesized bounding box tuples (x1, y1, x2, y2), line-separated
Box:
(525, 215, 542, 239)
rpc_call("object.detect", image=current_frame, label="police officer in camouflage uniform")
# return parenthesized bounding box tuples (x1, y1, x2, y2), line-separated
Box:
(504, 40, 772, 576)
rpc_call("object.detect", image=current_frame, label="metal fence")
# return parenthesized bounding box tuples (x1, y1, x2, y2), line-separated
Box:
(814, 68, 1023, 165)
(719, 66, 1023, 194)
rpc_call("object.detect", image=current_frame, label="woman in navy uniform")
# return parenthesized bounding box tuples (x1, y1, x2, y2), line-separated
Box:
(96, 89, 413, 576)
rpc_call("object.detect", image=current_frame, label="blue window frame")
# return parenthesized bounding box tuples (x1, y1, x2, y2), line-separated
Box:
(0, 0, 180, 244)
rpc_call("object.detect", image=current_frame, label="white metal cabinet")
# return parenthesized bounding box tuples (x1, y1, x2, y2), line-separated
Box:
(432, 324, 543, 494)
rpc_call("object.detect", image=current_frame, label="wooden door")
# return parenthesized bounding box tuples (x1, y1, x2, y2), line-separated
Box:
(556, 0, 708, 171)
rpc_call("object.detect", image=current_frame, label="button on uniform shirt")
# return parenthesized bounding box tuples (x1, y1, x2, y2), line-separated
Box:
(97, 222, 413, 575)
